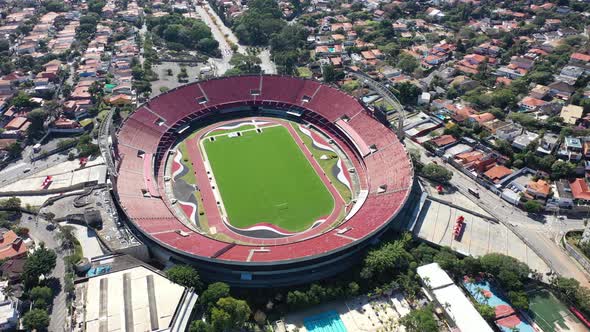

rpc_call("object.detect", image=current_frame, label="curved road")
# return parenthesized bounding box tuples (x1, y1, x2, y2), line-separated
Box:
(406, 139, 590, 286)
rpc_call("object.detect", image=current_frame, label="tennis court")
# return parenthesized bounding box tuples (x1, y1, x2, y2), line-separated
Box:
(527, 288, 587, 332)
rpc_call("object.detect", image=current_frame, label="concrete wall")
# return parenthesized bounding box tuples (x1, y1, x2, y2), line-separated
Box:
(564, 238, 590, 273)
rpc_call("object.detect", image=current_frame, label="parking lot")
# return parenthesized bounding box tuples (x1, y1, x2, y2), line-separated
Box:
(414, 197, 550, 275)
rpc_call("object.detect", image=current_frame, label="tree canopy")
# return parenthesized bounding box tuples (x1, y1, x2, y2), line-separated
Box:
(23, 243, 57, 287)
(234, 0, 286, 45)
(399, 305, 438, 332)
(421, 163, 453, 183)
(165, 265, 203, 292)
(147, 14, 219, 56)
(22, 308, 50, 331)
(200, 282, 231, 312)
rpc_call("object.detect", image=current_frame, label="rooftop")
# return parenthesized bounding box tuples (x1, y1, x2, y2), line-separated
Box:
(76, 254, 197, 332)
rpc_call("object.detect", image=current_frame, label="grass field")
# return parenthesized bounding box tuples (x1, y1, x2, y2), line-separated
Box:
(292, 124, 352, 202)
(203, 125, 334, 232)
(528, 289, 585, 332)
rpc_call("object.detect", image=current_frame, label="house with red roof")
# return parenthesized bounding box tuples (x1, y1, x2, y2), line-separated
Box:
(483, 165, 513, 183)
(569, 178, 590, 202)
(0, 229, 26, 260)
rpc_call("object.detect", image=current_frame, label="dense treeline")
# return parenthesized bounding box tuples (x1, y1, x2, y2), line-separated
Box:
(231, 0, 308, 74)
(146, 14, 219, 56)
(234, 0, 284, 46)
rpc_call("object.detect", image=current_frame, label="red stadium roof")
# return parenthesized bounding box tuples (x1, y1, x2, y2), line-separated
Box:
(114, 75, 413, 264)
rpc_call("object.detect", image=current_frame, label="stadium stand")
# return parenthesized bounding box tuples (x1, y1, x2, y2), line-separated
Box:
(113, 75, 414, 286)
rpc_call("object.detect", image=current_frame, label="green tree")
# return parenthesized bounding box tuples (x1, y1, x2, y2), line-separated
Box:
(200, 282, 230, 311)
(212, 297, 251, 330)
(475, 303, 496, 321)
(397, 53, 419, 74)
(322, 64, 343, 83)
(551, 160, 575, 180)
(479, 253, 529, 291)
(227, 53, 261, 75)
(393, 81, 421, 105)
(6, 142, 22, 159)
(495, 139, 514, 157)
(27, 109, 48, 138)
(165, 265, 203, 291)
(11, 92, 39, 109)
(361, 238, 412, 282)
(421, 163, 453, 183)
(1, 197, 21, 209)
(399, 305, 438, 332)
(23, 243, 57, 287)
(189, 320, 213, 332)
(210, 307, 232, 332)
(29, 286, 53, 308)
(508, 290, 529, 310)
(22, 308, 50, 331)
(524, 200, 543, 213)
(233, 0, 285, 45)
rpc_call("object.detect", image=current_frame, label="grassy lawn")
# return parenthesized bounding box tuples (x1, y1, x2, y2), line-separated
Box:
(374, 99, 396, 112)
(177, 141, 196, 184)
(204, 124, 256, 137)
(203, 126, 334, 232)
(297, 66, 313, 78)
(292, 124, 352, 202)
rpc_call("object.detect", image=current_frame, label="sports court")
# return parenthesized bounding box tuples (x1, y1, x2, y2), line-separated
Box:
(527, 288, 587, 332)
(202, 125, 335, 232)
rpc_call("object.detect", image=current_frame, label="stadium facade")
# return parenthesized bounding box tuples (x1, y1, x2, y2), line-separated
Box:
(111, 75, 417, 287)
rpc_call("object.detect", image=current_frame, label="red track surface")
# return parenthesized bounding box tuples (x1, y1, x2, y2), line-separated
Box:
(114, 75, 413, 263)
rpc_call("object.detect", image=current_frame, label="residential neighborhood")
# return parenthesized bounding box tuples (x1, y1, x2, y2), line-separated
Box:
(0, 0, 590, 331)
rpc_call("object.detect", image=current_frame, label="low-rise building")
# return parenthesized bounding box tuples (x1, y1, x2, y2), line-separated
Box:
(73, 254, 198, 332)
(483, 165, 513, 183)
(526, 179, 551, 199)
(560, 104, 583, 125)
(417, 263, 493, 332)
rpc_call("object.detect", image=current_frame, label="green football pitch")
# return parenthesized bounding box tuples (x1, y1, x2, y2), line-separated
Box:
(202, 125, 335, 232)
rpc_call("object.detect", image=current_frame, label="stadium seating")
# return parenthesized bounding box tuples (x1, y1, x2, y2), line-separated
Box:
(115, 75, 412, 264)
(201, 76, 261, 104)
(260, 75, 304, 103)
(348, 111, 393, 149)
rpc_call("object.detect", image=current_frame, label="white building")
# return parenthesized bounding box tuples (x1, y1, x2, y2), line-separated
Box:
(417, 263, 493, 332)
(0, 281, 18, 330)
(74, 254, 198, 332)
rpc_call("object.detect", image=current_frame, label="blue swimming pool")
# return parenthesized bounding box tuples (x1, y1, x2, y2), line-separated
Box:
(304, 311, 347, 332)
(463, 279, 510, 308)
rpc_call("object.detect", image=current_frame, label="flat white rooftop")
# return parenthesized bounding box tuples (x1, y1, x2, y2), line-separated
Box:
(84, 265, 185, 332)
(417, 263, 493, 332)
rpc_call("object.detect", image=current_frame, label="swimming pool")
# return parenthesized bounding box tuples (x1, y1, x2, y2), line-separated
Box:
(463, 279, 511, 308)
(303, 311, 347, 332)
(464, 278, 536, 332)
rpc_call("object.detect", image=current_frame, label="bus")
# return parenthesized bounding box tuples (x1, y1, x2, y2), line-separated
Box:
(468, 188, 480, 198)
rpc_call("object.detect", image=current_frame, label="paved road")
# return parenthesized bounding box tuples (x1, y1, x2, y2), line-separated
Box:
(405, 139, 590, 286)
(190, 0, 276, 75)
(20, 214, 68, 332)
(192, 1, 242, 75)
(0, 153, 67, 189)
(259, 48, 277, 74)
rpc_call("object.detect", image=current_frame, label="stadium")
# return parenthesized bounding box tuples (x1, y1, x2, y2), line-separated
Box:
(111, 75, 417, 287)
